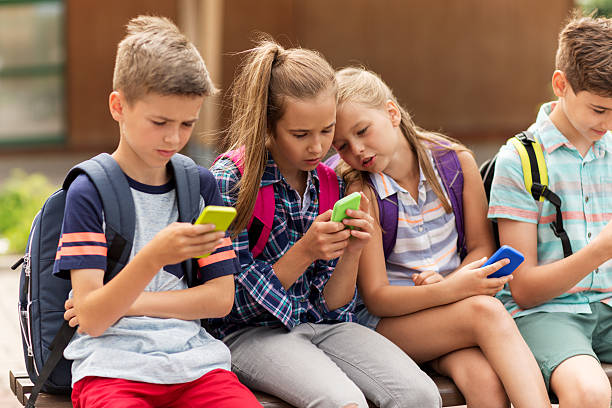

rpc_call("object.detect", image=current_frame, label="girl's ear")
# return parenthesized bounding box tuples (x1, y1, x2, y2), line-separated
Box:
(109, 91, 125, 122)
(386, 99, 401, 127)
(551, 70, 569, 98)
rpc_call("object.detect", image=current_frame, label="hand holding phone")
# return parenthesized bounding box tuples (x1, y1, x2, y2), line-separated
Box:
(193, 206, 236, 258)
(331, 192, 362, 228)
(483, 245, 525, 278)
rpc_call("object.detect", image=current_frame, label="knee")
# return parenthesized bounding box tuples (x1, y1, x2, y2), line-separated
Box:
(384, 375, 441, 408)
(461, 368, 508, 408)
(464, 296, 513, 329)
(323, 389, 368, 408)
(557, 379, 611, 408)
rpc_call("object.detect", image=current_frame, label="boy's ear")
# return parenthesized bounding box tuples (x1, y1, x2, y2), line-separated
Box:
(109, 91, 125, 121)
(551, 70, 569, 98)
(386, 100, 401, 127)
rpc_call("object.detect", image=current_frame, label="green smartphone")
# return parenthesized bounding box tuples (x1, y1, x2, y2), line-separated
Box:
(193, 205, 237, 258)
(331, 192, 361, 228)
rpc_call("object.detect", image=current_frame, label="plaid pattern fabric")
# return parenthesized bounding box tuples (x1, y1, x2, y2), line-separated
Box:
(489, 102, 612, 317)
(209, 155, 356, 338)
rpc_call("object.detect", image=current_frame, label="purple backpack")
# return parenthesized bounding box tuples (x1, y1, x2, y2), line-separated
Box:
(215, 147, 340, 258)
(324, 150, 466, 260)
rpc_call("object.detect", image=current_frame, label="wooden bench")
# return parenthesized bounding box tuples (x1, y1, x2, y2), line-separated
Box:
(9, 369, 466, 407)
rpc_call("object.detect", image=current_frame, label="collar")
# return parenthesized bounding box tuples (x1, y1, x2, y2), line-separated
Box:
(371, 166, 426, 200)
(260, 155, 319, 190)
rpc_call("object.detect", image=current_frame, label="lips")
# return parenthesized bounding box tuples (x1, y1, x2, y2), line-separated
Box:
(593, 129, 607, 137)
(362, 155, 375, 168)
(157, 149, 176, 158)
(305, 157, 321, 165)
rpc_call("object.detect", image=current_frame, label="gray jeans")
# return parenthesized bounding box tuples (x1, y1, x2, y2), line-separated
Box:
(224, 322, 441, 408)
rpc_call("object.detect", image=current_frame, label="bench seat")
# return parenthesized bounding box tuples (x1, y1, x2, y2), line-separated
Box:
(9, 369, 466, 407)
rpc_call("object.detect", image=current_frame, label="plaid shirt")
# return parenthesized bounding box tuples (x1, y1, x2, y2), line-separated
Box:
(209, 155, 357, 338)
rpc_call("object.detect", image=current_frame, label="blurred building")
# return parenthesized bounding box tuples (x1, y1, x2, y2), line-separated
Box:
(0, 0, 574, 165)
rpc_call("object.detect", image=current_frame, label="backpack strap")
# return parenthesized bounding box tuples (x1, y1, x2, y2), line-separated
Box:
(170, 153, 201, 285)
(431, 148, 467, 260)
(214, 148, 274, 258)
(365, 178, 399, 260)
(316, 163, 340, 213)
(510, 132, 572, 257)
(25, 321, 76, 408)
(65, 153, 136, 280)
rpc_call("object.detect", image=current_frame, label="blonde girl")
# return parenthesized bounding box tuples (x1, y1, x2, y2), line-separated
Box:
(332, 67, 551, 408)
(209, 41, 442, 408)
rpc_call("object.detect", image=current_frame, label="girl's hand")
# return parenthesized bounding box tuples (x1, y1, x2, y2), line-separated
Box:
(412, 270, 444, 286)
(445, 256, 513, 297)
(299, 210, 352, 261)
(144, 222, 226, 267)
(342, 193, 374, 254)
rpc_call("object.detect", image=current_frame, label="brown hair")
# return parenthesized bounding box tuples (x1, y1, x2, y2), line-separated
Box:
(225, 36, 336, 236)
(556, 12, 612, 97)
(113, 15, 217, 104)
(335, 67, 468, 213)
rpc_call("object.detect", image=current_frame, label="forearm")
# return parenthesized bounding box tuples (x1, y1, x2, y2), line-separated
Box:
(511, 243, 608, 308)
(322, 250, 360, 310)
(127, 275, 234, 320)
(73, 248, 162, 336)
(365, 282, 462, 317)
(272, 239, 316, 289)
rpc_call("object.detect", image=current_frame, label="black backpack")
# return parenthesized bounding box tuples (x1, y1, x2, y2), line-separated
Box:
(479, 131, 572, 257)
(12, 153, 201, 407)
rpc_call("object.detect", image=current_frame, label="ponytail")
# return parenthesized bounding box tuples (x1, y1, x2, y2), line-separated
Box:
(225, 36, 336, 236)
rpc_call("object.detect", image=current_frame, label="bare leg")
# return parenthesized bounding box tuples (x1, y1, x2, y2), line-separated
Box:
(551, 355, 611, 408)
(433, 347, 509, 408)
(376, 295, 550, 408)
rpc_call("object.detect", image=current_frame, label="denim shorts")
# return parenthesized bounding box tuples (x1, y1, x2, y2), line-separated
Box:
(354, 304, 382, 330)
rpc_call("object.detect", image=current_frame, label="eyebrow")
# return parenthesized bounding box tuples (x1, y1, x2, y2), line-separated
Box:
(152, 115, 199, 123)
(289, 121, 336, 132)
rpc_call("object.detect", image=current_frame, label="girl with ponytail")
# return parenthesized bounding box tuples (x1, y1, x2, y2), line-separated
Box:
(209, 39, 441, 408)
(332, 67, 551, 408)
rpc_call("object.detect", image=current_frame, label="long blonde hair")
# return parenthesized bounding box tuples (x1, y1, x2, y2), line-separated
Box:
(336, 67, 468, 213)
(225, 36, 336, 236)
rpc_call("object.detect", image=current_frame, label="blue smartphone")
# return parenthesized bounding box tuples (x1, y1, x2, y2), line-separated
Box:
(483, 245, 525, 278)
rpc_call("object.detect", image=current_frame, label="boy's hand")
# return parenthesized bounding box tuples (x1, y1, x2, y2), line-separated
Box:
(299, 210, 352, 261)
(145, 222, 226, 267)
(412, 270, 444, 286)
(445, 257, 513, 297)
(64, 298, 80, 330)
(341, 193, 374, 254)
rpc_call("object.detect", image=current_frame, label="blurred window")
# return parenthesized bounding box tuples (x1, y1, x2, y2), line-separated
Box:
(0, 0, 65, 145)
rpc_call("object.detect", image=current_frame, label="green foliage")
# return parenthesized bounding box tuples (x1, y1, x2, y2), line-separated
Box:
(579, 0, 612, 17)
(0, 169, 57, 253)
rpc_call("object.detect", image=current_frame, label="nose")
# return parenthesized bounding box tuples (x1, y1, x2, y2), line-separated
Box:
(164, 125, 181, 145)
(308, 135, 323, 155)
(351, 140, 364, 156)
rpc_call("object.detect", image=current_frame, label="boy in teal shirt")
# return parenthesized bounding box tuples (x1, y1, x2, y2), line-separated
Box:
(489, 13, 612, 407)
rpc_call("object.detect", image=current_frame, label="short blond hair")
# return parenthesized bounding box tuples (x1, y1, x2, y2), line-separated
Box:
(556, 12, 612, 97)
(113, 15, 217, 104)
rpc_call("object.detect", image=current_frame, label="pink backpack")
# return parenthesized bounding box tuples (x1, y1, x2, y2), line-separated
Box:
(215, 147, 339, 258)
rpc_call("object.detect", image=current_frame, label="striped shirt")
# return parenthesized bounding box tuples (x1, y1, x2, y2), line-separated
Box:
(488, 102, 612, 317)
(370, 151, 460, 286)
(209, 155, 356, 339)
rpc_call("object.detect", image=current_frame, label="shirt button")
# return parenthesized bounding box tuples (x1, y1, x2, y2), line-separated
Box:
(585, 196, 589, 203)
(588, 232, 592, 238)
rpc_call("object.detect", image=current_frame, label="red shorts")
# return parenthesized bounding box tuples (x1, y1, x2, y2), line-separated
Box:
(71, 369, 262, 408)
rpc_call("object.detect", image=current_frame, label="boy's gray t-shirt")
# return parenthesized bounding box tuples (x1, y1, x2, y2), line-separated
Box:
(56, 173, 232, 386)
